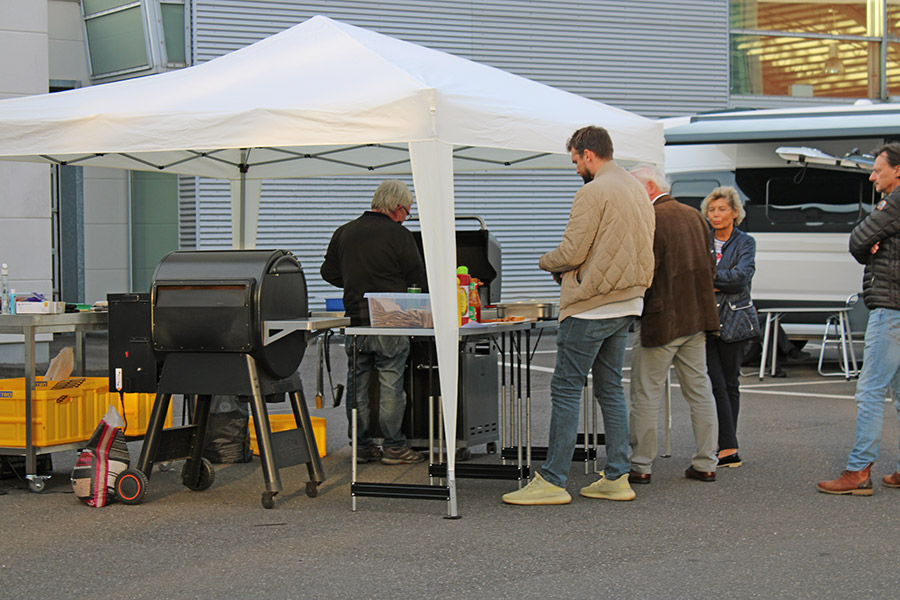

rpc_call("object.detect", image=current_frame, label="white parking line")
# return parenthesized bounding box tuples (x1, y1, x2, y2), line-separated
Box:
(740, 388, 855, 400)
(504, 361, 878, 401)
(740, 379, 851, 389)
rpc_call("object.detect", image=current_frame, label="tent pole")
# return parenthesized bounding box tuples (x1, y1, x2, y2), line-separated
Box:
(239, 148, 248, 249)
(230, 150, 260, 250)
(409, 140, 460, 518)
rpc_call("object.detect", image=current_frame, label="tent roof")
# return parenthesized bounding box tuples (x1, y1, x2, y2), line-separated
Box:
(0, 15, 663, 178)
(664, 102, 900, 146)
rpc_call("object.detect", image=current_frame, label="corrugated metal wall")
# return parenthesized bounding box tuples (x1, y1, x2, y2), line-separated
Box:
(185, 0, 729, 307)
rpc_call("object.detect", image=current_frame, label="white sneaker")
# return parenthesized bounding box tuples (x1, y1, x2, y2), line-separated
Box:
(579, 472, 636, 501)
(502, 473, 571, 505)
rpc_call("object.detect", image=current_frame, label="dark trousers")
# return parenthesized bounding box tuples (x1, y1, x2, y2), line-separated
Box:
(706, 337, 748, 451)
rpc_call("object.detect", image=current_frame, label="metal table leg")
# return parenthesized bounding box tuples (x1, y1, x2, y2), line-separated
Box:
(351, 334, 358, 512)
(759, 312, 774, 380)
(23, 323, 40, 489)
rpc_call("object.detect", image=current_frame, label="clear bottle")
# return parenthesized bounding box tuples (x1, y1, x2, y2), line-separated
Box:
(0, 263, 10, 315)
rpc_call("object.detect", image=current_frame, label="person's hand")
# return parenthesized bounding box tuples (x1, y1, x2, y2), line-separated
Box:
(871, 242, 880, 254)
(551, 272, 562, 285)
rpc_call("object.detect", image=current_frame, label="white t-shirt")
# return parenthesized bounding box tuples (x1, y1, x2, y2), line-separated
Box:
(713, 237, 725, 265)
(573, 296, 643, 320)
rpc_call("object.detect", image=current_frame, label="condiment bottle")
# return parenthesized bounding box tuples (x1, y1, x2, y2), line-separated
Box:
(456, 266, 470, 325)
(468, 281, 481, 322)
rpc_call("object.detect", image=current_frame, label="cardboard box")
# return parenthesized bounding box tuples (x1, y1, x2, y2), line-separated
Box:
(15, 301, 65, 314)
(365, 292, 433, 328)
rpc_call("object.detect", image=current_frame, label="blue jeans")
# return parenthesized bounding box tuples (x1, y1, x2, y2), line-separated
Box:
(847, 307, 900, 472)
(345, 335, 411, 449)
(541, 315, 633, 487)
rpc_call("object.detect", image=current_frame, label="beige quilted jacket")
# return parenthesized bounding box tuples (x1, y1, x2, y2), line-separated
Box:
(540, 161, 655, 321)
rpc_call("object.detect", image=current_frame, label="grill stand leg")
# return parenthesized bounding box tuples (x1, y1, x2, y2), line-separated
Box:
(182, 394, 212, 486)
(245, 355, 283, 499)
(289, 389, 326, 486)
(136, 392, 173, 476)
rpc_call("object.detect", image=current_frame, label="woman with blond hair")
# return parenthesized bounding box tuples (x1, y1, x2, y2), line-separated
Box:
(702, 186, 759, 469)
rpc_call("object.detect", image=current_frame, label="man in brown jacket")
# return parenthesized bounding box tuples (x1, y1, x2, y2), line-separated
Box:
(627, 164, 721, 483)
(503, 126, 655, 505)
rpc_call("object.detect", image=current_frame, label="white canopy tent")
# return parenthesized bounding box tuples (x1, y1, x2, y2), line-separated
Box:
(0, 15, 663, 516)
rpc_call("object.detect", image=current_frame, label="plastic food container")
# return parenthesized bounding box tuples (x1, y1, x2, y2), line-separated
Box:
(325, 297, 344, 312)
(365, 292, 433, 328)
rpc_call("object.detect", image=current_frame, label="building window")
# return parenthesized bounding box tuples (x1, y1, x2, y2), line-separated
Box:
(82, 0, 187, 81)
(730, 0, 900, 100)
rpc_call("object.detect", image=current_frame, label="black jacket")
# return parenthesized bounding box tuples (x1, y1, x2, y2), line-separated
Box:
(320, 211, 425, 326)
(850, 188, 900, 310)
(713, 226, 756, 303)
(712, 226, 760, 342)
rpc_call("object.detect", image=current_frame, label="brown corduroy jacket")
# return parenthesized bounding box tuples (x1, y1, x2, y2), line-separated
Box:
(640, 195, 720, 347)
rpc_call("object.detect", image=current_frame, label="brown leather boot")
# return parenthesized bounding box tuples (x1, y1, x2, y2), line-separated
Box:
(817, 464, 873, 496)
(883, 472, 900, 488)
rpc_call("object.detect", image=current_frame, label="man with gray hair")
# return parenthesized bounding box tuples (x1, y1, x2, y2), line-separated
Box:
(321, 179, 426, 465)
(627, 165, 721, 484)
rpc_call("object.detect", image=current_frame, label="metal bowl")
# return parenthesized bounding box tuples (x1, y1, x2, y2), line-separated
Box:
(494, 300, 559, 320)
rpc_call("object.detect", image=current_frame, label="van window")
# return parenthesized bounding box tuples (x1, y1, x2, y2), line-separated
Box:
(670, 168, 873, 234)
(736, 168, 873, 233)
(669, 171, 735, 212)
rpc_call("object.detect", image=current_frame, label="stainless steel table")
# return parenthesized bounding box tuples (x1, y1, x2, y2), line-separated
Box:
(0, 311, 109, 491)
(758, 306, 856, 380)
(344, 319, 557, 517)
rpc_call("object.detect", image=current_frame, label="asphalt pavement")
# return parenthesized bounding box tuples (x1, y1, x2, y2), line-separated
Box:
(1, 331, 898, 599)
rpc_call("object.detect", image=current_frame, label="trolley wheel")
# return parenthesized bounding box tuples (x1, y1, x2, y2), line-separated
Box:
(305, 481, 319, 498)
(456, 448, 472, 462)
(116, 469, 149, 505)
(182, 457, 215, 491)
(28, 478, 46, 493)
(262, 491, 277, 509)
(486, 442, 498, 454)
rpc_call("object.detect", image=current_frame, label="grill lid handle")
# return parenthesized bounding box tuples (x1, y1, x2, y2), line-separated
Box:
(269, 254, 303, 274)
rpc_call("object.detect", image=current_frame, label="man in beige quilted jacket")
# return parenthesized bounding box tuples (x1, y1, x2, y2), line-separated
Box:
(503, 125, 655, 505)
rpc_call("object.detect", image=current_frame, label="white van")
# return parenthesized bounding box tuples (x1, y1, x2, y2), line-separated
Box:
(662, 103, 900, 308)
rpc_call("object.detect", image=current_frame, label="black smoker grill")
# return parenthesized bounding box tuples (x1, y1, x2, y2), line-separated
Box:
(404, 216, 502, 453)
(112, 249, 345, 509)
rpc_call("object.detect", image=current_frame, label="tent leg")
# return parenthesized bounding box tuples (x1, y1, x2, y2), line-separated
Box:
(445, 472, 459, 519)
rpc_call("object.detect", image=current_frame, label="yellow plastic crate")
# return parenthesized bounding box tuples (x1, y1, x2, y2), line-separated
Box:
(0, 377, 108, 447)
(102, 390, 173, 437)
(249, 414, 326, 458)
(0, 377, 173, 446)
(59, 377, 173, 436)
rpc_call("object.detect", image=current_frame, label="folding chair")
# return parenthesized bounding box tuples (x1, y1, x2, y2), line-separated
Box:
(818, 293, 868, 378)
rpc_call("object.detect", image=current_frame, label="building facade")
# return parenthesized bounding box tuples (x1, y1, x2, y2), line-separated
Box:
(1, 0, 898, 315)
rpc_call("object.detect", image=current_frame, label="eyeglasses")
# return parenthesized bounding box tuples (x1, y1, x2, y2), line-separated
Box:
(398, 205, 410, 218)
